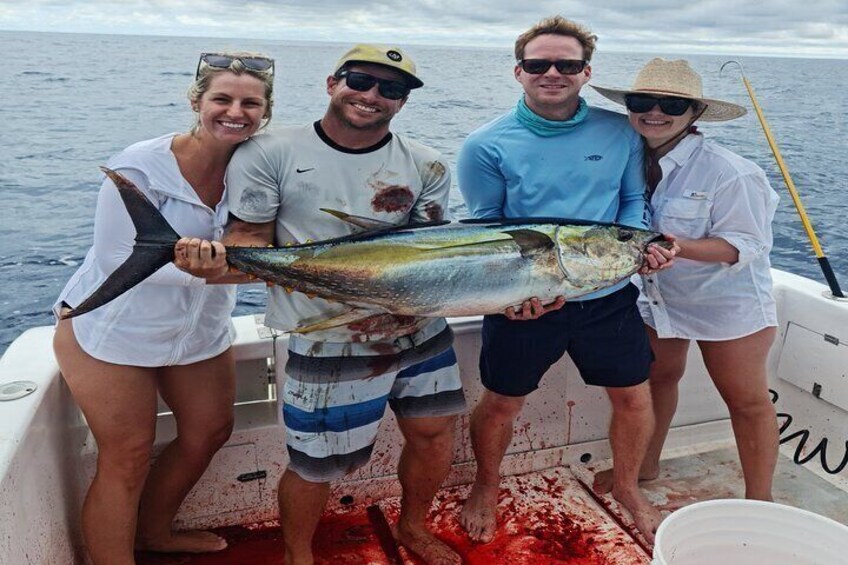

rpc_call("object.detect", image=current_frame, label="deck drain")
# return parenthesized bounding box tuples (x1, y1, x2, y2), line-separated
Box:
(0, 380, 38, 401)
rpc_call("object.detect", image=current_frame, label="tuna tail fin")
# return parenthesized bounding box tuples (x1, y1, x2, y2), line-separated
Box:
(60, 167, 180, 320)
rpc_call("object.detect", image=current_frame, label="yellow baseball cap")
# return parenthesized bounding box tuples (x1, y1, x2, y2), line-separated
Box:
(333, 44, 424, 89)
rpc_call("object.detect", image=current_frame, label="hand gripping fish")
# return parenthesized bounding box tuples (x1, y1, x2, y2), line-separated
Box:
(61, 168, 670, 332)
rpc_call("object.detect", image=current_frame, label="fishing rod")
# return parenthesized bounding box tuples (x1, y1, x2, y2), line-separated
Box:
(720, 60, 845, 299)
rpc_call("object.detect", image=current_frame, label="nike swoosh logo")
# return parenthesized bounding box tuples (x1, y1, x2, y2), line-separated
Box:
(296, 167, 314, 173)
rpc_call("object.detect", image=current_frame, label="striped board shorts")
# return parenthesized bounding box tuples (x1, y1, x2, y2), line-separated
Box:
(282, 325, 466, 483)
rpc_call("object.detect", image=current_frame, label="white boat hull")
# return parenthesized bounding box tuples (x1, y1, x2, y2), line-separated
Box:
(1, 269, 846, 563)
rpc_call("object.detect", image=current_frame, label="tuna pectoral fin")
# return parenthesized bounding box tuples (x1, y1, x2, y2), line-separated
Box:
(424, 227, 554, 257)
(503, 229, 555, 258)
(293, 308, 376, 334)
(60, 167, 181, 319)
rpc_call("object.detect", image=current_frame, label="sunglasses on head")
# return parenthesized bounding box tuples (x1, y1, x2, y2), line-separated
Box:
(519, 59, 588, 75)
(335, 69, 411, 100)
(196, 53, 274, 80)
(624, 94, 695, 116)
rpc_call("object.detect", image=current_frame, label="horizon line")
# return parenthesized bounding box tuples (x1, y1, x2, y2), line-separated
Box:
(3, 27, 848, 61)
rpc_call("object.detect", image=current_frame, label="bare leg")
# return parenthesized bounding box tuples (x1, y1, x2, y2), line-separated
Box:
(460, 391, 525, 543)
(393, 415, 461, 564)
(54, 319, 158, 565)
(594, 328, 689, 494)
(135, 349, 236, 553)
(278, 468, 330, 565)
(642, 329, 691, 479)
(606, 382, 662, 543)
(699, 327, 778, 500)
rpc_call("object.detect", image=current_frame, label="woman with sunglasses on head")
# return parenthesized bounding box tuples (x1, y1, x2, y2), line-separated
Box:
(52, 52, 273, 564)
(592, 58, 780, 501)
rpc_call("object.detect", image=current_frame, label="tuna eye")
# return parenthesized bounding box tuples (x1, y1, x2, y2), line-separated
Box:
(616, 230, 634, 242)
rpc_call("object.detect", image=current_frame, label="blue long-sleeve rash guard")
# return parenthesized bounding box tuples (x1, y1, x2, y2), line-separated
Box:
(458, 104, 649, 301)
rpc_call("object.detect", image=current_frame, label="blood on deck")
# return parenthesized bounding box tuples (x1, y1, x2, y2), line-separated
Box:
(137, 468, 648, 564)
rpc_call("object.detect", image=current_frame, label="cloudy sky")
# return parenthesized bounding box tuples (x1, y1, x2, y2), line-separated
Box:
(2, 0, 847, 58)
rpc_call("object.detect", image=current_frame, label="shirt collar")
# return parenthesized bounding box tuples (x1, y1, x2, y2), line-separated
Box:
(662, 132, 703, 168)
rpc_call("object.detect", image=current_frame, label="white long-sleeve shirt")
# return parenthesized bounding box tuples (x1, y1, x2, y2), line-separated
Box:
(637, 133, 779, 340)
(54, 134, 236, 366)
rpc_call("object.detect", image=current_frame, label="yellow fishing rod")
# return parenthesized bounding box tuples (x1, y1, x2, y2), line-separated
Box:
(721, 60, 844, 299)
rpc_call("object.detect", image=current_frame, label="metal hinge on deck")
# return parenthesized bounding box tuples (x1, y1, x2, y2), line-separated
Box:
(824, 334, 840, 345)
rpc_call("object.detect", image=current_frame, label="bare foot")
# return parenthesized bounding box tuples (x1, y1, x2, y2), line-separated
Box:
(612, 487, 662, 544)
(393, 522, 461, 565)
(593, 464, 660, 495)
(135, 529, 227, 553)
(459, 482, 499, 543)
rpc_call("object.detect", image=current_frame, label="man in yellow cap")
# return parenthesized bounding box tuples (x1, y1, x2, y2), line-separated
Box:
(175, 44, 465, 565)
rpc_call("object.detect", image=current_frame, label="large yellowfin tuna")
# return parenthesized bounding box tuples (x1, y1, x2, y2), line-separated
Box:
(62, 169, 669, 331)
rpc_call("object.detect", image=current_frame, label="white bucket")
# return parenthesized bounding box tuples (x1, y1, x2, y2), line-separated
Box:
(652, 499, 848, 565)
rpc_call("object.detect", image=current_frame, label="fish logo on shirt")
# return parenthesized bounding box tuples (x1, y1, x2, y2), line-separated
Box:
(585, 155, 603, 161)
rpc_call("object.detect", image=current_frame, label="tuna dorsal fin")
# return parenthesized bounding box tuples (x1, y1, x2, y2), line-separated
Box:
(320, 208, 394, 231)
(503, 229, 555, 257)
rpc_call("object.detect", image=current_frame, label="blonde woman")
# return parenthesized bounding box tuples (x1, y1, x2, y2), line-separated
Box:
(592, 59, 779, 501)
(53, 53, 273, 564)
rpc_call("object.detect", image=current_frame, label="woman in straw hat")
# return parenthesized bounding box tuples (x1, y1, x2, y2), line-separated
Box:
(592, 58, 780, 501)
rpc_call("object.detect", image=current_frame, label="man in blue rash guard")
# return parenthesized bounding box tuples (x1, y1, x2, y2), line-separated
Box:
(457, 15, 676, 544)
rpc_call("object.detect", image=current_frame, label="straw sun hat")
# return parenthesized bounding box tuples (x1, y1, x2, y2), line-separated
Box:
(591, 58, 747, 122)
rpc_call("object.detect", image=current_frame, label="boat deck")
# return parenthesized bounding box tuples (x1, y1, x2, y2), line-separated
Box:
(136, 444, 848, 565)
(138, 467, 648, 565)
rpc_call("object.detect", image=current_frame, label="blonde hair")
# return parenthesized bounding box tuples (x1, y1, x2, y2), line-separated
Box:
(514, 16, 598, 62)
(188, 51, 275, 135)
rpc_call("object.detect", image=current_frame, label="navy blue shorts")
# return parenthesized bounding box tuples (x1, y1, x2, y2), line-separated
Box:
(480, 283, 652, 396)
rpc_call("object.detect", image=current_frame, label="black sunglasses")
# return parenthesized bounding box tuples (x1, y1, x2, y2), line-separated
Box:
(625, 94, 695, 116)
(335, 70, 411, 100)
(196, 53, 275, 80)
(519, 59, 588, 75)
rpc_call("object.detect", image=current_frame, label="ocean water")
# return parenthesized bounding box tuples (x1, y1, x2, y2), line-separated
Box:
(1, 30, 846, 354)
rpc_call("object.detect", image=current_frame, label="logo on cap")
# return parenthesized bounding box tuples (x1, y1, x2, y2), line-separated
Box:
(386, 50, 402, 62)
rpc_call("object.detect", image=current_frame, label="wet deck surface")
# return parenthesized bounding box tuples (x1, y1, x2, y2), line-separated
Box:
(137, 447, 848, 564)
(573, 446, 848, 531)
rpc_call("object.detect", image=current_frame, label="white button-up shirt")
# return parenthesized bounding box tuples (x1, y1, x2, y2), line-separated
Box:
(55, 134, 236, 366)
(636, 133, 779, 340)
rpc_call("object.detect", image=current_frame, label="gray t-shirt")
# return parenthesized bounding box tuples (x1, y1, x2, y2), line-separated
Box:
(226, 122, 452, 348)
